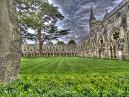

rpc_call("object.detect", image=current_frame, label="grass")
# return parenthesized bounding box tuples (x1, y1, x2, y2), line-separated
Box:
(20, 57, 129, 75)
(1, 57, 129, 97)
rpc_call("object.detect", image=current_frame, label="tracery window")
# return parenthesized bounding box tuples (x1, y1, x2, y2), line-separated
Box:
(116, 12, 120, 18)
(113, 32, 119, 40)
(121, 16, 127, 29)
(100, 39, 103, 44)
(108, 19, 111, 24)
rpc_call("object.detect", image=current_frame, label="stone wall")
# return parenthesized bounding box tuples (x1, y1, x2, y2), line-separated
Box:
(79, 0, 129, 60)
(22, 44, 81, 57)
(0, 0, 21, 83)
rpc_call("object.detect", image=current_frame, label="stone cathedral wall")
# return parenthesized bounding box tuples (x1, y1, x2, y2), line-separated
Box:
(22, 44, 82, 57)
(79, 0, 129, 60)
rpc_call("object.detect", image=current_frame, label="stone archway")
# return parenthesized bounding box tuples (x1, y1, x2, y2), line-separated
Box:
(109, 27, 120, 58)
(113, 45, 117, 58)
(110, 46, 113, 58)
(110, 44, 117, 58)
(98, 35, 105, 58)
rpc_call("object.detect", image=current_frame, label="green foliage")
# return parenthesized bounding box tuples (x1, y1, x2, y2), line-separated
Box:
(46, 25, 69, 42)
(20, 13, 42, 29)
(16, 0, 64, 42)
(1, 57, 129, 97)
(1, 73, 129, 97)
(57, 29, 70, 36)
(68, 39, 77, 44)
(57, 41, 65, 45)
(20, 57, 129, 74)
(47, 42, 53, 45)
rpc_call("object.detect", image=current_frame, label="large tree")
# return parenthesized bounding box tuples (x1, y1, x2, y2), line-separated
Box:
(16, 0, 65, 55)
(68, 39, 77, 45)
(57, 41, 65, 45)
(0, 0, 21, 83)
(45, 25, 69, 43)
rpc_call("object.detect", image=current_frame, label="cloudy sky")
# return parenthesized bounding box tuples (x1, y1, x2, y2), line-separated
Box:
(48, 0, 123, 42)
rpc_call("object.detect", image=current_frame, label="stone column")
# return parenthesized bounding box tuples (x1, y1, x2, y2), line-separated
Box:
(117, 27, 125, 60)
(127, 16, 129, 58)
(0, 0, 21, 83)
(104, 42, 109, 58)
(121, 26, 128, 59)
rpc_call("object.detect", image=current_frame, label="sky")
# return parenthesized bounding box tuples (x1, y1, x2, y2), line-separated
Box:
(48, 0, 123, 42)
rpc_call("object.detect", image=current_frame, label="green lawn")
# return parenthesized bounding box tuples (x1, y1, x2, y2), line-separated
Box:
(20, 57, 129, 75)
(1, 57, 129, 97)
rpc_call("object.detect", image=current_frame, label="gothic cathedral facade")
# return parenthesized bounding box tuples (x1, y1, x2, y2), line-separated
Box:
(79, 0, 129, 60)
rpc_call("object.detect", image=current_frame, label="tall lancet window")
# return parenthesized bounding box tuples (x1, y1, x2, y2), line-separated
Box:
(121, 15, 127, 30)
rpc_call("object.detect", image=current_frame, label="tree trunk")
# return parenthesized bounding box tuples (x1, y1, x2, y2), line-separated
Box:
(0, 0, 21, 83)
(37, 29, 43, 56)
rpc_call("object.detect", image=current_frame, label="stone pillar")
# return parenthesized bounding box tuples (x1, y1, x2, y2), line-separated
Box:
(118, 50, 122, 60)
(96, 48, 99, 58)
(104, 42, 108, 58)
(0, 0, 21, 83)
(127, 16, 129, 58)
(117, 27, 125, 60)
(121, 26, 128, 59)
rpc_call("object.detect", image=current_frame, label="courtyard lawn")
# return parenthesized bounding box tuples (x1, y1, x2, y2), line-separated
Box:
(1, 57, 129, 97)
(20, 57, 129, 75)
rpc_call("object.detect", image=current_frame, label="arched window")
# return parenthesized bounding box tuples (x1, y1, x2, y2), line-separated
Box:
(116, 12, 120, 18)
(113, 32, 119, 40)
(121, 15, 127, 29)
(100, 39, 103, 44)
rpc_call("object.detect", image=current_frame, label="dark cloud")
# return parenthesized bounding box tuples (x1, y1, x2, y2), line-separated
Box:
(49, 0, 122, 42)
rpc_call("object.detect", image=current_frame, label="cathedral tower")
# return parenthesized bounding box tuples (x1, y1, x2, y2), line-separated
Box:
(89, 7, 97, 32)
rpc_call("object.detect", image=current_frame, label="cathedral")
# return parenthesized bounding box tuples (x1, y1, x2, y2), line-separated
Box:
(22, 0, 129, 60)
(79, 0, 129, 60)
